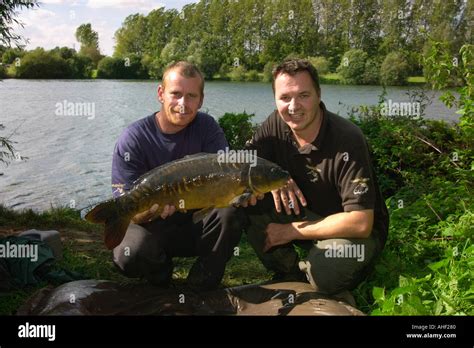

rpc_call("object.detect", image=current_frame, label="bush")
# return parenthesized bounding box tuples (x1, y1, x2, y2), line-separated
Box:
(97, 55, 148, 79)
(2, 48, 24, 64)
(337, 49, 368, 85)
(349, 81, 473, 315)
(307, 56, 330, 75)
(228, 65, 247, 82)
(262, 61, 276, 82)
(67, 54, 93, 79)
(362, 59, 380, 85)
(380, 52, 409, 86)
(14, 48, 72, 78)
(245, 69, 260, 82)
(0, 64, 6, 78)
(144, 57, 163, 80)
(218, 112, 256, 150)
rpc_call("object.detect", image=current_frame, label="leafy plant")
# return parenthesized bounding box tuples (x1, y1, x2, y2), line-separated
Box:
(218, 112, 256, 150)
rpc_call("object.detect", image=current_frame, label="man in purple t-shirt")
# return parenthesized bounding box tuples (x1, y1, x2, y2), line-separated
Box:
(111, 61, 244, 290)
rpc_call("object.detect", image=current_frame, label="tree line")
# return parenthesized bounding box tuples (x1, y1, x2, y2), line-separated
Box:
(1, 0, 472, 85)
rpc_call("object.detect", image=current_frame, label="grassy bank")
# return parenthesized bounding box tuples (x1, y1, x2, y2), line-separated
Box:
(0, 205, 270, 315)
(2, 68, 426, 87)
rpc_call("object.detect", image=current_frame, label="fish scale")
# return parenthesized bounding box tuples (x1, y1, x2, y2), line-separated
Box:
(85, 153, 289, 249)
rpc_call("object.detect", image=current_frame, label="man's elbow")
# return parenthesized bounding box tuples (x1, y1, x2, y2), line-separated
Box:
(353, 210, 374, 238)
(358, 224, 372, 238)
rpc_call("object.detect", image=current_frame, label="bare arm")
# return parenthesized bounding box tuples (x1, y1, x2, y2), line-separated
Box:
(263, 209, 374, 252)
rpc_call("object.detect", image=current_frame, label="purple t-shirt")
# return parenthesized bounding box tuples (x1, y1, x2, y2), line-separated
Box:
(111, 111, 228, 197)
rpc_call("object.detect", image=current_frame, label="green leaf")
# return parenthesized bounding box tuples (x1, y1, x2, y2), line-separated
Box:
(372, 287, 385, 302)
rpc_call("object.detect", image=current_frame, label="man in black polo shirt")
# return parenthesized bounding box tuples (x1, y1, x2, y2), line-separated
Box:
(244, 59, 389, 295)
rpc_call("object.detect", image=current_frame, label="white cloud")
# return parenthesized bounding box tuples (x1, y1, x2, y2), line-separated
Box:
(86, 0, 164, 12)
(93, 22, 117, 55)
(18, 22, 78, 51)
(19, 8, 56, 26)
(13, 8, 76, 51)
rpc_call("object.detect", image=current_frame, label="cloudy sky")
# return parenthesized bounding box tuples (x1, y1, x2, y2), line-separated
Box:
(14, 0, 196, 56)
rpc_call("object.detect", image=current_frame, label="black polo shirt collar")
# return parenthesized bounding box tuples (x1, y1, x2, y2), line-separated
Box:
(282, 101, 330, 154)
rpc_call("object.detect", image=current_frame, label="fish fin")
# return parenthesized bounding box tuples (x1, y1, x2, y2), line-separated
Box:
(131, 153, 211, 186)
(104, 216, 131, 250)
(84, 199, 130, 250)
(84, 199, 116, 223)
(192, 207, 215, 224)
(229, 192, 253, 207)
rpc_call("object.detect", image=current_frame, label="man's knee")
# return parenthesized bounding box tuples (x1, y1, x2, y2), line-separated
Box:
(112, 223, 166, 278)
(218, 206, 246, 239)
(113, 245, 137, 276)
(304, 237, 378, 295)
(200, 207, 245, 253)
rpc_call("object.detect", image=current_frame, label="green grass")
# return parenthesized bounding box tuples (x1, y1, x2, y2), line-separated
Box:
(0, 205, 271, 315)
(407, 76, 426, 84)
(320, 72, 341, 84)
(0, 204, 99, 232)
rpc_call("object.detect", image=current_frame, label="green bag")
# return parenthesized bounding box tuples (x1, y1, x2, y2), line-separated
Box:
(0, 236, 83, 290)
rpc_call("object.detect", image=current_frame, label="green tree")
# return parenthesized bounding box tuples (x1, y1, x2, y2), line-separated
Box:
(228, 65, 247, 82)
(145, 8, 178, 60)
(306, 56, 329, 75)
(114, 14, 149, 57)
(0, 64, 6, 78)
(337, 49, 368, 85)
(97, 54, 148, 79)
(312, 0, 351, 71)
(160, 37, 185, 67)
(380, 52, 409, 86)
(51, 46, 76, 60)
(14, 48, 71, 78)
(0, 0, 38, 46)
(50, 46, 93, 78)
(75, 23, 101, 66)
(218, 112, 256, 150)
(76, 23, 98, 48)
(67, 54, 93, 79)
(346, 0, 382, 54)
(362, 58, 380, 85)
(262, 61, 276, 82)
(1, 47, 23, 64)
(424, 42, 473, 142)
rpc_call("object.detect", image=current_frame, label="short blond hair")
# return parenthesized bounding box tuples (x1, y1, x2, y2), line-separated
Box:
(162, 61, 204, 96)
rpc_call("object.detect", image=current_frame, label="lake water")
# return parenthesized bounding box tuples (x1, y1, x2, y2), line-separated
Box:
(0, 79, 458, 212)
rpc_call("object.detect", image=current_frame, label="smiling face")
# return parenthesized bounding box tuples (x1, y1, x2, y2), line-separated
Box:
(274, 71, 321, 134)
(157, 69, 204, 133)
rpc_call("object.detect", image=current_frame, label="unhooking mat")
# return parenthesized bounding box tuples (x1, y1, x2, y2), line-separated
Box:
(16, 279, 364, 315)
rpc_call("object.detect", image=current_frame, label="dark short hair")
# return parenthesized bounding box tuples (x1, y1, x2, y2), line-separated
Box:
(162, 61, 204, 96)
(272, 59, 321, 96)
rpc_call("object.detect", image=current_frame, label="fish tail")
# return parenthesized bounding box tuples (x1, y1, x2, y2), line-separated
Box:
(84, 199, 131, 250)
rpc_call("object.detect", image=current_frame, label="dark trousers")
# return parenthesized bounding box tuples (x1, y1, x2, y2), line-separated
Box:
(112, 207, 244, 289)
(244, 196, 382, 295)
